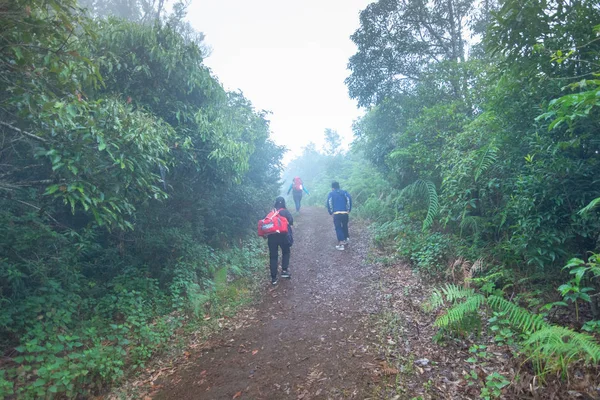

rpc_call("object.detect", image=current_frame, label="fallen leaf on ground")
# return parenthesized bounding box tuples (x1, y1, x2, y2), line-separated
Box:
(252, 349, 259, 355)
(233, 391, 242, 399)
(380, 361, 399, 375)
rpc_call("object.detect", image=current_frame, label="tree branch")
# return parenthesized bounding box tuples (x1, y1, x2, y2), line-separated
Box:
(0, 121, 47, 142)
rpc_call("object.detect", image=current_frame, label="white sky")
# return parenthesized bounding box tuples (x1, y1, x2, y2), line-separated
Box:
(186, 0, 372, 163)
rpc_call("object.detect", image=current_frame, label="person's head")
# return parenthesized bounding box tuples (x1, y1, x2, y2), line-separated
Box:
(331, 181, 340, 190)
(274, 196, 286, 209)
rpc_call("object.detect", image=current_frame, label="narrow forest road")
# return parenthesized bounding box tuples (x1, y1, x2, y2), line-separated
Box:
(153, 207, 382, 399)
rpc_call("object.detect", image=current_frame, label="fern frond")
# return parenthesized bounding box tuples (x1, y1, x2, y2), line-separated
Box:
(400, 179, 439, 231)
(488, 295, 548, 333)
(448, 257, 468, 283)
(460, 216, 483, 235)
(578, 197, 600, 215)
(463, 258, 485, 288)
(524, 326, 600, 366)
(474, 140, 498, 182)
(424, 289, 445, 312)
(441, 283, 476, 302)
(470, 258, 485, 276)
(422, 180, 439, 231)
(434, 293, 485, 328)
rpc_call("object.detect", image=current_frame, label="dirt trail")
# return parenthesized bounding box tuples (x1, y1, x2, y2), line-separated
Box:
(154, 207, 381, 399)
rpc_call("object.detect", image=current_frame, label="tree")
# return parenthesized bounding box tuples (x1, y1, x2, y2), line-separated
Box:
(0, 5, 284, 397)
(323, 128, 342, 156)
(346, 0, 488, 107)
(78, 0, 188, 22)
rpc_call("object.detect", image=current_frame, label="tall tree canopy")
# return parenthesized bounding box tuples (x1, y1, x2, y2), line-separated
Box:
(346, 0, 486, 107)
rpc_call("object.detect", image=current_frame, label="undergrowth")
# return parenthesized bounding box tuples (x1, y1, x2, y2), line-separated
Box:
(0, 239, 266, 399)
(428, 282, 600, 382)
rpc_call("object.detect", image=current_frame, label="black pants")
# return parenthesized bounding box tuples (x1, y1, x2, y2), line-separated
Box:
(268, 234, 290, 280)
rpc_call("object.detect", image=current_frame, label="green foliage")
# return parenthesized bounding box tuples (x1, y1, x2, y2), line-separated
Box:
(430, 282, 600, 379)
(347, 0, 482, 106)
(486, 295, 547, 333)
(579, 197, 600, 215)
(0, 1, 282, 397)
(582, 320, 600, 334)
(349, 0, 600, 279)
(474, 140, 498, 184)
(400, 180, 439, 231)
(409, 233, 452, 274)
(480, 372, 510, 400)
(348, 0, 600, 392)
(488, 311, 516, 347)
(524, 326, 600, 379)
(432, 285, 485, 335)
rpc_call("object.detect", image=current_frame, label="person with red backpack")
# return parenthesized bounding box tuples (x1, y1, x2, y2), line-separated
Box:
(287, 176, 310, 212)
(258, 196, 294, 285)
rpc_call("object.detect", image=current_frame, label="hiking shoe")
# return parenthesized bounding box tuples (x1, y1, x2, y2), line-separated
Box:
(345, 237, 350, 244)
(335, 244, 345, 251)
(281, 270, 291, 279)
(271, 279, 278, 285)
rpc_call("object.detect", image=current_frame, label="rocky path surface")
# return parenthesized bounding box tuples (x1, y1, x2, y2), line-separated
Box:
(153, 207, 381, 400)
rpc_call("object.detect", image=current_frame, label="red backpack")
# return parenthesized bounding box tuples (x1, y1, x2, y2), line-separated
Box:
(257, 209, 289, 236)
(293, 177, 303, 191)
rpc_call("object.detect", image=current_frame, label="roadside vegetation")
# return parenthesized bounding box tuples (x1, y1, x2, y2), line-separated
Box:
(0, 1, 282, 397)
(285, 0, 600, 397)
(3, 0, 600, 398)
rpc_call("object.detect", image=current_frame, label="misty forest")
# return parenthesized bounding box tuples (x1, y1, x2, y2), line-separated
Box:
(2, 0, 600, 399)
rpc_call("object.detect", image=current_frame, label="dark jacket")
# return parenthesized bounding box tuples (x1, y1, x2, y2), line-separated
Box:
(278, 208, 294, 226)
(326, 189, 352, 215)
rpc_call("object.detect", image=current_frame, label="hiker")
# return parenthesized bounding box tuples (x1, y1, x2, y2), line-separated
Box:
(266, 197, 294, 285)
(287, 176, 310, 212)
(326, 181, 352, 251)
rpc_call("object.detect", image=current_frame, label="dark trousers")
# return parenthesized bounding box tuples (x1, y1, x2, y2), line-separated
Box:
(268, 234, 290, 280)
(333, 213, 349, 242)
(292, 191, 302, 211)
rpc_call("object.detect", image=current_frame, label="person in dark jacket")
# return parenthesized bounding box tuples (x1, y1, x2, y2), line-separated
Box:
(326, 181, 352, 251)
(287, 176, 310, 212)
(267, 196, 294, 284)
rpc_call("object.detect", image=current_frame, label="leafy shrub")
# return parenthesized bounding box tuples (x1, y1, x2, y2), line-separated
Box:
(409, 232, 453, 274)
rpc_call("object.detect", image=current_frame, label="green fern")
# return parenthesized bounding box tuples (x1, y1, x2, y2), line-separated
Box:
(430, 285, 600, 379)
(524, 326, 600, 378)
(433, 284, 484, 329)
(440, 283, 476, 302)
(401, 179, 439, 231)
(578, 196, 600, 215)
(474, 140, 498, 182)
(488, 295, 547, 333)
(425, 289, 445, 312)
(434, 293, 485, 328)
(426, 284, 474, 312)
(460, 215, 483, 235)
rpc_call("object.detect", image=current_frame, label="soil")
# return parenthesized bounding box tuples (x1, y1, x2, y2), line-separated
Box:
(152, 206, 382, 399)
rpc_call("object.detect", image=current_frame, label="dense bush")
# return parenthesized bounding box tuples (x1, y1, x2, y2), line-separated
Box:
(0, 0, 282, 397)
